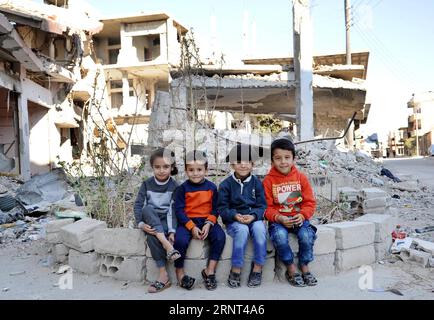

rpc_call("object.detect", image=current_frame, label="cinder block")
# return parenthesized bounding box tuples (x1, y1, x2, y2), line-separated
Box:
(216, 257, 276, 285)
(46, 218, 75, 244)
(99, 254, 146, 282)
(144, 259, 176, 283)
(146, 238, 210, 259)
(93, 228, 146, 256)
(275, 254, 336, 281)
(363, 208, 387, 214)
(400, 248, 430, 267)
(220, 236, 275, 260)
(361, 188, 388, 200)
(375, 241, 392, 261)
(412, 238, 434, 255)
(355, 214, 396, 243)
(362, 197, 387, 209)
(338, 187, 360, 202)
(68, 249, 101, 274)
(46, 233, 63, 244)
(46, 218, 75, 234)
(52, 244, 69, 263)
(327, 221, 375, 249)
(287, 225, 337, 255)
(60, 218, 107, 253)
(335, 244, 376, 272)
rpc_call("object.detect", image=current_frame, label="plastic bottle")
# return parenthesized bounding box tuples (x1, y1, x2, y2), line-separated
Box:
(391, 224, 407, 242)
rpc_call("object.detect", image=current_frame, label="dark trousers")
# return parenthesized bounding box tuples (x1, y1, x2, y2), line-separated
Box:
(141, 205, 168, 268)
(174, 218, 226, 269)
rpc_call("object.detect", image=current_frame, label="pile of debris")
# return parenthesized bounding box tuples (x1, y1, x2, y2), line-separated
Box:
(0, 169, 86, 246)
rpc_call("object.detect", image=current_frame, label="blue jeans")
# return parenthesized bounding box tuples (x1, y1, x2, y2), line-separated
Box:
(226, 221, 267, 268)
(269, 220, 317, 266)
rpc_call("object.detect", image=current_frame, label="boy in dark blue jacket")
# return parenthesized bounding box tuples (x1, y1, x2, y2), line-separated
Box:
(217, 144, 267, 288)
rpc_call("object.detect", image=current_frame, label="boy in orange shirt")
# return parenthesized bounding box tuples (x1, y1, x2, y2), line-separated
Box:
(263, 138, 318, 287)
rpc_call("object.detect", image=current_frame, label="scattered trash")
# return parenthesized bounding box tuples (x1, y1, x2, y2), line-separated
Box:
(378, 261, 385, 265)
(380, 168, 402, 183)
(0, 195, 18, 212)
(54, 210, 87, 220)
(370, 177, 384, 187)
(9, 271, 26, 276)
(2, 288, 10, 292)
(392, 194, 401, 199)
(368, 288, 404, 296)
(415, 226, 434, 234)
(56, 265, 72, 274)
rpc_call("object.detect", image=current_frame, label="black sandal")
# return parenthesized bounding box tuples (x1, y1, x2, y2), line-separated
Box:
(201, 269, 217, 291)
(302, 272, 318, 286)
(247, 271, 262, 288)
(227, 271, 241, 288)
(147, 280, 171, 293)
(178, 275, 195, 290)
(285, 271, 306, 287)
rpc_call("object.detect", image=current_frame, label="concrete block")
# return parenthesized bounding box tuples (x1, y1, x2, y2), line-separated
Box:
(375, 241, 392, 261)
(46, 218, 75, 233)
(145, 259, 176, 283)
(429, 257, 434, 268)
(46, 232, 63, 244)
(355, 214, 396, 243)
(362, 197, 387, 209)
(275, 253, 336, 280)
(363, 208, 388, 214)
(400, 248, 431, 267)
(327, 221, 375, 249)
(52, 244, 69, 263)
(338, 187, 360, 202)
(220, 236, 275, 260)
(93, 228, 146, 256)
(145, 238, 209, 259)
(60, 218, 107, 253)
(335, 244, 376, 272)
(287, 225, 336, 255)
(46, 218, 75, 244)
(412, 238, 434, 255)
(68, 249, 101, 274)
(99, 254, 146, 282)
(360, 188, 388, 199)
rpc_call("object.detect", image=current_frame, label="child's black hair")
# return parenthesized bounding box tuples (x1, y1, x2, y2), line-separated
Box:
(184, 150, 208, 169)
(270, 138, 296, 159)
(225, 143, 260, 163)
(149, 148, 178, 175)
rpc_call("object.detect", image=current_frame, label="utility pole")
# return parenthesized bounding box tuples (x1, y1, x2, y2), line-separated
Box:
(344, 0, 355, 149)
(293, 0, 314, 141)
(345, 0, 352, 64)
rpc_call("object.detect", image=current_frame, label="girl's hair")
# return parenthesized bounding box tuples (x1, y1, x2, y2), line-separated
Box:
(149, 148, 178, 176)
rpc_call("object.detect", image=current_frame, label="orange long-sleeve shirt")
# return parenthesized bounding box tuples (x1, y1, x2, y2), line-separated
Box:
(263, 166, 316, 223)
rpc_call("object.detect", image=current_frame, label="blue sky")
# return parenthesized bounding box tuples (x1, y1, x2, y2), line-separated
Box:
(85, 0, 434, 141)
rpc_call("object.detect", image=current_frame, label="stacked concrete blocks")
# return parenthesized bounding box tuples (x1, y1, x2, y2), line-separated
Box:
(46, 218, 75, 244)
(60, 218, 107, 252)
(359, 188, 389, 214)
(355, 214, 396, 261)
(326, 221, 376, 272)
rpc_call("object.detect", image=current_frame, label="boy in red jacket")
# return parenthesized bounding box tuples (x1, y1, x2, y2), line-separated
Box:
(263, 138, 318, 287)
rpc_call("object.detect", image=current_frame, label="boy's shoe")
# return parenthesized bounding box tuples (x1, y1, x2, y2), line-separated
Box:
(178, 275, 195, 290)
(285, 271, 306, 287)
(247, 271, 262, 288)
(227, 271, 241, 288)
(201, 269, 217, 291)
(302, 272, 318, 286)
(148, 279, 171, 293)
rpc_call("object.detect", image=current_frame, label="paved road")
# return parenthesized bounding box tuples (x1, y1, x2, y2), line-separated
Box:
(382, 157, 434, 188)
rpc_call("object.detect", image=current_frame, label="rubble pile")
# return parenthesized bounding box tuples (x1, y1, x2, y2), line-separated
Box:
(0, 170, 85, 246)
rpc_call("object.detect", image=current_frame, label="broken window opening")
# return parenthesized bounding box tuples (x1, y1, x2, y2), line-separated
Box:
(0, 88, 19, 174)
(132, 35, 160, 62)
(108, 48, 120, 65)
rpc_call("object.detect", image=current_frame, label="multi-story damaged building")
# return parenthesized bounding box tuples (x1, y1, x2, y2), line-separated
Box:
(92, 13, 188, 153)
(0, 0, 105, 180)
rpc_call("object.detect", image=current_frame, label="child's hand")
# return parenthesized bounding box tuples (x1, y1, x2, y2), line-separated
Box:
(291, 214, 305, 227)
(242, 215, 255, 224)
(201, 223, 211, 240)
(192, 226, 202, 240)
(168, 233, 175, 244)
(142, 223, 157, 235)
(277, 215, 294, 228)
(234, 214, 245, 223)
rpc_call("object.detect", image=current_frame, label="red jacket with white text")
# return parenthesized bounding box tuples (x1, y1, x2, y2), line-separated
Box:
(263, 166, 316, 223)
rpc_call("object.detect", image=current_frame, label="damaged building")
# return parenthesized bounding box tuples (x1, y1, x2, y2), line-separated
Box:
(0, 0, 103, 180)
